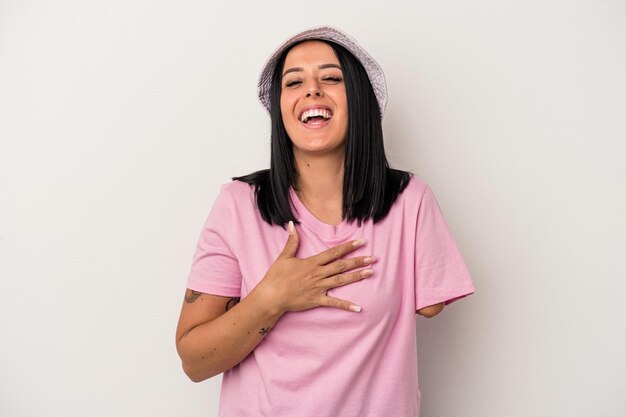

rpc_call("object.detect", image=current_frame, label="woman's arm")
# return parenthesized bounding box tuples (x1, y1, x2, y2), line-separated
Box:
(176, 288, 283, 382)
(176, 222, 375, 382)
(416, 302, 445, 318)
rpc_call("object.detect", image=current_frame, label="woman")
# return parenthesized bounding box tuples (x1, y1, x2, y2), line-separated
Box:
(176, 26, 475, 417)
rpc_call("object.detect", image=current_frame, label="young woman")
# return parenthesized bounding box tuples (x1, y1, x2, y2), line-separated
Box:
(176, 26, 475, 417)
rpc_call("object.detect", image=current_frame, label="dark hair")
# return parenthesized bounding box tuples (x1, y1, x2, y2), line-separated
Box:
(232, 39, 412, 229)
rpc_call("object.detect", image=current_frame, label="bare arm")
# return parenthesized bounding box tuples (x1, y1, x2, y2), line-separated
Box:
(417, 302, 445, 318)
(175, 289, 283, 382)
(176, 221, 376, 382)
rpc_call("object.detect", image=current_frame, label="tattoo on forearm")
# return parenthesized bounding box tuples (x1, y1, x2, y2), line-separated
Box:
(225, 297, 240, 311)
(185, 290, 202, 303)
(259, 327, 271, 336)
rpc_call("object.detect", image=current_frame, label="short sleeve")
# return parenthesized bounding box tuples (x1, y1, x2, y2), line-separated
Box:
(186, 184, 242, 297)
(414, 186, 475, 311)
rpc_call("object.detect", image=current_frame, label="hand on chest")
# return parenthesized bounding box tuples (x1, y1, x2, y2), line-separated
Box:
(238, 224, 412, 327)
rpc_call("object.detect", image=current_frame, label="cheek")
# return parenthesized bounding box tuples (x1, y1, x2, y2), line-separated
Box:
(280, 93, 296, 121)
(329, 88, 348, 115)
(334, 94, 349, 128)
(280, 96, 299, 137)
(280, 88, 297, 107)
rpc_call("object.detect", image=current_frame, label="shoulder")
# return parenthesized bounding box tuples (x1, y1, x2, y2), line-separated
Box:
(399, 173, 431, 204)
(220, 178, 256, 197)
(208, 180, 257, 215)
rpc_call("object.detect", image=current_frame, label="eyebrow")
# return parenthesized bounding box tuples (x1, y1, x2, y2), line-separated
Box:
(283, 63, 342, 76)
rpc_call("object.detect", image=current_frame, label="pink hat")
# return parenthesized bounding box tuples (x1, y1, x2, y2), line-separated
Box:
(257, 25, 388, 117)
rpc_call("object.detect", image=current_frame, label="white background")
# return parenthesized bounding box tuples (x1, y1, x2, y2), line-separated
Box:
(1, 1, 625, 416)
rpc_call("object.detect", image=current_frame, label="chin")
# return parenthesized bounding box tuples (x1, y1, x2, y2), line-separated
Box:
(290, 130, 346, 151)
(293, 142, 345, 155)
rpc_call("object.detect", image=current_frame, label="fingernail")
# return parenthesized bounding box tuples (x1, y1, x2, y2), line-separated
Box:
(363, 256, 377, 264)
(352, 239, 365, 247)
(350, 305, 361, 312)
(288, 221, 294, 235)
(360, 269, 373, 277)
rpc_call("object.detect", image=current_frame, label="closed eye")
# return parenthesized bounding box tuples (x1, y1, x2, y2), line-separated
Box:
(322, 76, 342, 83)
(285, 80, 302, 88)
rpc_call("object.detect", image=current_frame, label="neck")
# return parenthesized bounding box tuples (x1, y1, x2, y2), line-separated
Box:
(293, 148, 344, 204)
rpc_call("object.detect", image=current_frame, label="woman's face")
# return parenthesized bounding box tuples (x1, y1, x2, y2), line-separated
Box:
(280, 40, 348, 156)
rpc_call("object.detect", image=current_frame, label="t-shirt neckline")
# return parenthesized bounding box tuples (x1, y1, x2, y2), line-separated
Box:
(288, 186, 359, 242)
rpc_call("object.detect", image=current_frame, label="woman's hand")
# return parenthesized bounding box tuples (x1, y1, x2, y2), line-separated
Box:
(252, 221, 376, 315)
(177, 220, 376, 381)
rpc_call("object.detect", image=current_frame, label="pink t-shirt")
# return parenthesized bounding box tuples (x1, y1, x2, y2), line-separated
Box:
(187, 174, 475, 417)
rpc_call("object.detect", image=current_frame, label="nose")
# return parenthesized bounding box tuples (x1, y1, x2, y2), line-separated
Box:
(304, 79, 323, 98)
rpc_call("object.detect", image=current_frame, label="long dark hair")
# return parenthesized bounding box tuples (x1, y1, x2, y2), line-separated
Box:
(233, 39, 412, 229)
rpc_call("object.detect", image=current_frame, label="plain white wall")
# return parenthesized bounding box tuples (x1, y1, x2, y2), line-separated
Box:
(1, 1, 624, 416)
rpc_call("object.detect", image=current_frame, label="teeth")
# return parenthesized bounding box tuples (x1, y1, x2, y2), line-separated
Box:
(300, 108, 332, 123)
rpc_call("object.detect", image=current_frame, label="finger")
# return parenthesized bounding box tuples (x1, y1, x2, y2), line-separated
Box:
(278, 220, 300, 259)
(323, 268, 373, 289)
(318, 256, 377, 277)
(320, 295, 362, 313)
(312, 238, 366, 266)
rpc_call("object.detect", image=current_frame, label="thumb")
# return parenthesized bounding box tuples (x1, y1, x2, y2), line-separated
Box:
(279, 220, 299, 259)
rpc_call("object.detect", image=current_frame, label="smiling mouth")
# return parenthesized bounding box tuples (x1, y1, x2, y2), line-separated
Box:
(299, 108, 333, 124)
